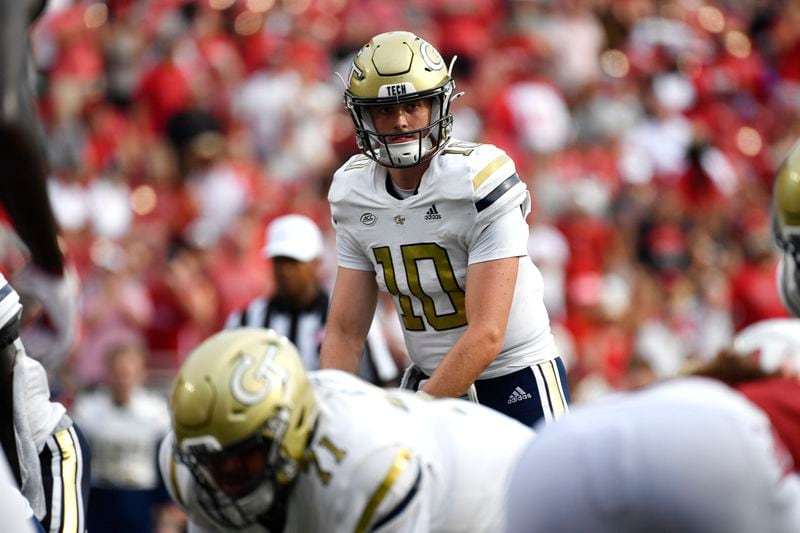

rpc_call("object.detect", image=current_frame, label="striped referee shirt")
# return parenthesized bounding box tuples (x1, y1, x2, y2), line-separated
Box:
(224, 291, 398, 385)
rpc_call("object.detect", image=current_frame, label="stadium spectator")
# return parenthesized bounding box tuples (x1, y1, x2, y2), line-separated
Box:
(71, 343, 173, 533)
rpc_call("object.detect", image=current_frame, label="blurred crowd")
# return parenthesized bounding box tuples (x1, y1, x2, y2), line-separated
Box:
(1, 0, 797, 404)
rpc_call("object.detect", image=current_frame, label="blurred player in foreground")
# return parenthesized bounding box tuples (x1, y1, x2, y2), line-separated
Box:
(506, 319, 800, 533)
(1, 274, 90, 532)
(0, 0, 78, 371)
(0, 449, 38, 533)
(159, 328, 533, 532)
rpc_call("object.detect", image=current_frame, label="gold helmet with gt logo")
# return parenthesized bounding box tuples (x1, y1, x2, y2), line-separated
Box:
(774, 139, 800, 254)
(774, 140, 800, 317)
(171, 328, 318, 528)
(345, 31, 457, 168)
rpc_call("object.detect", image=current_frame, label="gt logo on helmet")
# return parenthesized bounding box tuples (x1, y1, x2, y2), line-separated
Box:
(230, 344, 286, 405)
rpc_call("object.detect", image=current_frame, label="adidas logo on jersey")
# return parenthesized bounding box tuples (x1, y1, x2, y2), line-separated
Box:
(507, 387, 532, 405)
(424, 204, 442, 220)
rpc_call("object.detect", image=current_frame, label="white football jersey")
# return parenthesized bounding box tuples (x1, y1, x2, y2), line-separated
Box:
(161, 370, 534, 533)
(507, 378, 800, 533)
(329, 140, 558, 377)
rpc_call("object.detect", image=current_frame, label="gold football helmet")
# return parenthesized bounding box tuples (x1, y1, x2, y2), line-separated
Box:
(774, 139, 800, 252)
(171, 328, 318, 528)
(345, 31, 456, 168)
(774, 140, 800, 317)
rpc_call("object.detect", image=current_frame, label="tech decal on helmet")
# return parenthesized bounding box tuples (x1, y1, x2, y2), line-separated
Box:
(171, 328, 318, 528)
(345, 31, 458, 168)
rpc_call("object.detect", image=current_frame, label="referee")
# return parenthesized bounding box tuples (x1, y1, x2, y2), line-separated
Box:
(224, 214, 399, 386)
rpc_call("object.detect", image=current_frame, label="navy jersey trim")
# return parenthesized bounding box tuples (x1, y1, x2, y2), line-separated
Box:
(475, 173, 520, 213)
(0, 281, 13, 302)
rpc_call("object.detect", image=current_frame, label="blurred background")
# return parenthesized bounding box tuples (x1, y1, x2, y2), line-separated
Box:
(2, 0, 798, 529)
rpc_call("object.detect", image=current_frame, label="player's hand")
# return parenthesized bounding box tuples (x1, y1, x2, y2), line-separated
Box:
(415, 389, 435, 401)
(13, 263, 80, 370)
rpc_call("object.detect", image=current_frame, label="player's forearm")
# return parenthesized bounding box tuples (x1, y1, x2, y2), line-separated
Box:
(420, 327, 502, 397)
(320, 330, 365, 374)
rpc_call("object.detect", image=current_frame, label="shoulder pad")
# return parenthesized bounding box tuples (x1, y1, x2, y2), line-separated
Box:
(462, 144, 528, 224)
(329, 155, 375, 207)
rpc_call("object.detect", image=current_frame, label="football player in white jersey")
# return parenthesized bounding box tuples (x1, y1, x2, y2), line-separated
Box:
(506, 322, 800, 533)
(159, 328, 534, 533)
(774, 140, 800, 318)
(320, 30, 569, 426)
(505, 376, 800, 533)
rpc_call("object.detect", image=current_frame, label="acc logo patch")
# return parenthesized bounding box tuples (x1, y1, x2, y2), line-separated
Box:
(360, 213, 377, 226)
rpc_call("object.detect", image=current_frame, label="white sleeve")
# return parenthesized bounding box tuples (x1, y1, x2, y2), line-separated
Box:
(335, 225, 374, 271)
(468, 207, 529, 264)
(343, 448, 431, 533)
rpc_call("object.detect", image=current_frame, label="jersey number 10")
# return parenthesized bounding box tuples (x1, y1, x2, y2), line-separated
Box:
(373, 244, 467, 331)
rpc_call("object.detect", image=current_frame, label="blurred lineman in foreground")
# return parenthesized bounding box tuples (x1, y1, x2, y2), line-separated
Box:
(1, 273, 90, 532)
(0, 0, 78, 373)
(159, 328, 533, 532)
(506, 318, 800, 533)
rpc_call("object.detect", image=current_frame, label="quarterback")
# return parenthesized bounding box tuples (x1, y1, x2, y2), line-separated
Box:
(320, 31, 568, 425)
(159, 328, 534, 533)
(774, 140, 800, 318)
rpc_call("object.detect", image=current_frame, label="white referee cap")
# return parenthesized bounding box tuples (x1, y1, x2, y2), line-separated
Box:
(263, 214, 323, 262)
